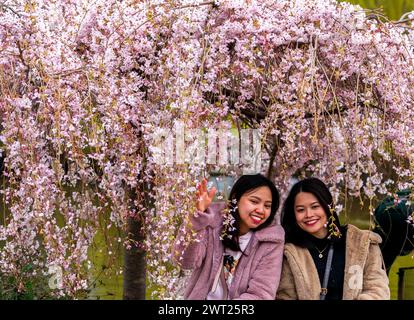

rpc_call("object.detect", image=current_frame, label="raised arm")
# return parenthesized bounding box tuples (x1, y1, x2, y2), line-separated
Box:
(173, 179, 217, 270)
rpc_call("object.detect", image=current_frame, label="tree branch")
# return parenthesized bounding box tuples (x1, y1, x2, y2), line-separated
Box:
(0, 3, 22, 17)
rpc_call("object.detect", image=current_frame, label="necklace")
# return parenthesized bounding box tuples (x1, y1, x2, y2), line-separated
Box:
(315, 244, 329, 258)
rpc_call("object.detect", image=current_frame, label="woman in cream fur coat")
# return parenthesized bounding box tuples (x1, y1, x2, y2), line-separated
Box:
(276, 178, 390, 300)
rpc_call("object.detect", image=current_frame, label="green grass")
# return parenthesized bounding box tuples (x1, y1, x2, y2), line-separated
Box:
(388, 254, 414, 300)
(87, 228, 124, 300)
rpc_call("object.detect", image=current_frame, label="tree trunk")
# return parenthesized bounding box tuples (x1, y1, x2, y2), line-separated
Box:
(122, 123, 154, 299)
(123, 216, 146, 299)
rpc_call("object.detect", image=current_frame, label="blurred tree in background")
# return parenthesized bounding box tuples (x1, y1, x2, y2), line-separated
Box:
(341, 0, 414, 20)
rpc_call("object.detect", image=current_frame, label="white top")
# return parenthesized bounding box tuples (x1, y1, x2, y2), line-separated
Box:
(206, 231, 253, 300)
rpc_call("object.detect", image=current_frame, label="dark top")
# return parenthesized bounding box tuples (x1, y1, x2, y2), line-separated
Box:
(304, 228, 347, 300)
(374, 189, 414, 273)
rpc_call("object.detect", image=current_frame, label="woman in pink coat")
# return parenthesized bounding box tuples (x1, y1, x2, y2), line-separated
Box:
(173, 174, 285, 300)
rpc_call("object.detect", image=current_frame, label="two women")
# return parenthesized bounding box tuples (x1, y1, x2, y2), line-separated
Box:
(173, 174, 285, 300)
(174, 175, 390, 300)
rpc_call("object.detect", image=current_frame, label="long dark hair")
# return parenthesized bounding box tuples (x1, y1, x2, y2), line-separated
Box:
(222, 174, 280, 251)
(281, 177, 342, 247)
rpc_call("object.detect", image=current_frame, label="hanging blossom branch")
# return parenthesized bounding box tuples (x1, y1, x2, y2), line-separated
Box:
(0, 2, 22, 17)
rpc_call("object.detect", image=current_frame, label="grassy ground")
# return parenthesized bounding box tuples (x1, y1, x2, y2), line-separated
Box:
(388, 254, 414, 300)
(87, 227, 124, 300)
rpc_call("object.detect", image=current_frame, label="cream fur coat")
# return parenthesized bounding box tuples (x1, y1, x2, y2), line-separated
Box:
(276, 224, 390, 300)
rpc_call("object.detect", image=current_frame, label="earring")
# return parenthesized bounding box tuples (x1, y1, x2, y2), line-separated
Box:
(323, 223, 328, 228)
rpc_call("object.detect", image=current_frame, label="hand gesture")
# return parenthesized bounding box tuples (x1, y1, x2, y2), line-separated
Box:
(196, 178, 217, 212)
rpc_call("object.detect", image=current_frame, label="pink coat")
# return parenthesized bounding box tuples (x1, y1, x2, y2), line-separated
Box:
(173, 202, 285, 300)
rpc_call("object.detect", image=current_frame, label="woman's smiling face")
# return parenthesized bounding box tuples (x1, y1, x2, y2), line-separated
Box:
(294, 192, 328, 239)
(237, 186, 273, 235)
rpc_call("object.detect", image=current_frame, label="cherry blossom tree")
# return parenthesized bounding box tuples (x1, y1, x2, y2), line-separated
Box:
(0, 0, 413, 299)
